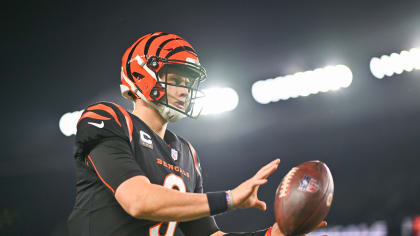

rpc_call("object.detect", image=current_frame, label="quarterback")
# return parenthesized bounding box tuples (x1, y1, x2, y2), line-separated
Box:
(68, 32, 325, 236)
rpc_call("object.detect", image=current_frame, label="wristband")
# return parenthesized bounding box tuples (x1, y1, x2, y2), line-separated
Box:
(206, 191, 228, 215)
(226, 190, 236, 210)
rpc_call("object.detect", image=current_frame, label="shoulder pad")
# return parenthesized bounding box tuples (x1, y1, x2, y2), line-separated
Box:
(74, 101, 133, 160)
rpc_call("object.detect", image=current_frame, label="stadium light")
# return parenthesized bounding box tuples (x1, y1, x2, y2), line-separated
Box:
(200, 87, 239, 115)
(370, 47, 420, 79)
(59, 110, 84, 136)
(251, 64, 353, 104)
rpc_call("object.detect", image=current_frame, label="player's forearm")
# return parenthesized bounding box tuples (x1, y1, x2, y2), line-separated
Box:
(129, 183, 211, 221)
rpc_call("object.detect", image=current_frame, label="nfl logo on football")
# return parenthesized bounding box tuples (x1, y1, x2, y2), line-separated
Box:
(298, 176, 320, 193)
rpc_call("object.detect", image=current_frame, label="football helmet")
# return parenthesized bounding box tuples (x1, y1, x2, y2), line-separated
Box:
(120, 32, 206, 122)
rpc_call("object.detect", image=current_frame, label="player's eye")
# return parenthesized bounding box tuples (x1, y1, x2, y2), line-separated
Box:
(171, 77, 187, 86)
(168, 78, 179, 85)
(176, 78, 184, 85)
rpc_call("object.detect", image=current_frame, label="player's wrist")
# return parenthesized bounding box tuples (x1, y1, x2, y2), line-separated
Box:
(206, 191, 228, 215)
(206, 189, 237, 215)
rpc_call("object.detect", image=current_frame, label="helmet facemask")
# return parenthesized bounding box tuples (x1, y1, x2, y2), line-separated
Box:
(149, 59, 206, 122)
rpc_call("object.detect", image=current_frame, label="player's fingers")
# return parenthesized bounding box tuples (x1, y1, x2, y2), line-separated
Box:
(255, 159, 280, 176)
(255, 162, 277, 178)
(256, 162, 279, 179)
(313, 221, 327, 230)
(264, 159, 281, 170)
(253, 178, 268, 186)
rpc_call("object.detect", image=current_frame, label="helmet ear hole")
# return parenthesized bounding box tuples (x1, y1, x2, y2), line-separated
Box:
(151, 88, 159, 97)
(150, 86, 165, 100)
(147, 56, 159, 69)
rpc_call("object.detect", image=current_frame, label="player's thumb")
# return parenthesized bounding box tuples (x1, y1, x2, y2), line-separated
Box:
(313, 221, 327, 230)
(255, 200, 266, 211)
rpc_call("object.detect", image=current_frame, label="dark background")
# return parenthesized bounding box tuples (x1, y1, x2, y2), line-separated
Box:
(2, 0, 420, 235)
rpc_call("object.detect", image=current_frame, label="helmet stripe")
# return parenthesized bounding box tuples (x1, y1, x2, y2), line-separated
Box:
(156, 38, 182, 57)
(126, 36, 148, 86)
(87, 104, 122, 127)
(165, 46, 197, 59)
(143, 33, 169, 58)
(111, 102, 134, 142)
(77, 111, 111, 125)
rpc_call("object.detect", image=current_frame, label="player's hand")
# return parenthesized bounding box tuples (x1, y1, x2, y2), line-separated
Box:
(270, 221, 328, 236)
(231, 159, 280, 211)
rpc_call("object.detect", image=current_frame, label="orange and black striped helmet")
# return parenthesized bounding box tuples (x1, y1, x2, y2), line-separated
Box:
(121, 32, 206, 118)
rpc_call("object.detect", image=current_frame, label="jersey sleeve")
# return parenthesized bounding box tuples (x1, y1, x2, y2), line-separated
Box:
(87, 137, 145, 194)
(74, 101, 134, 161)
(74, 102, 142, 193)
(179, 216, 219, 236)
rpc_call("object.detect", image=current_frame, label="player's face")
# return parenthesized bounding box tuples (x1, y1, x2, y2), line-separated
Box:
(164, 72, 193, 112)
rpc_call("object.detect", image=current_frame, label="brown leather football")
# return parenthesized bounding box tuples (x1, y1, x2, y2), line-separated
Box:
(274, 161, 334, 236)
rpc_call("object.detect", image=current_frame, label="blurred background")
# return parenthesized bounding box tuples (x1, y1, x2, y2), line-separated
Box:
(2, 0, 420, 235)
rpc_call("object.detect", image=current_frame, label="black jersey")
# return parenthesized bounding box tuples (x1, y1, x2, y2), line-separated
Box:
(68, 101, 218, 236)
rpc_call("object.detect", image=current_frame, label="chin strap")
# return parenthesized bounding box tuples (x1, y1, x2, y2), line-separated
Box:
(153, 102, 186, 122)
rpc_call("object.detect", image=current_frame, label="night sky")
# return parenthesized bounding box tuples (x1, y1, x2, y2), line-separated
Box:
(2, 0, 420, 235)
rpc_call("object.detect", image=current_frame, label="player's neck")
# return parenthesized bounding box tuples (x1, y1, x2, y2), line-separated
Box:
(132, 99, 168, 139)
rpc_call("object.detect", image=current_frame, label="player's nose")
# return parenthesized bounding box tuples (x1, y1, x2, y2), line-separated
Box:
(177, 86, 188, 98)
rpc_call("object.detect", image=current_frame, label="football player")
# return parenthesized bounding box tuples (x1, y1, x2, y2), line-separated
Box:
(68, 32, 325, 236)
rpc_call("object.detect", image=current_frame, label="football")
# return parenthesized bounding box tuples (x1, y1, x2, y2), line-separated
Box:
(274, 161, 334, 236)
